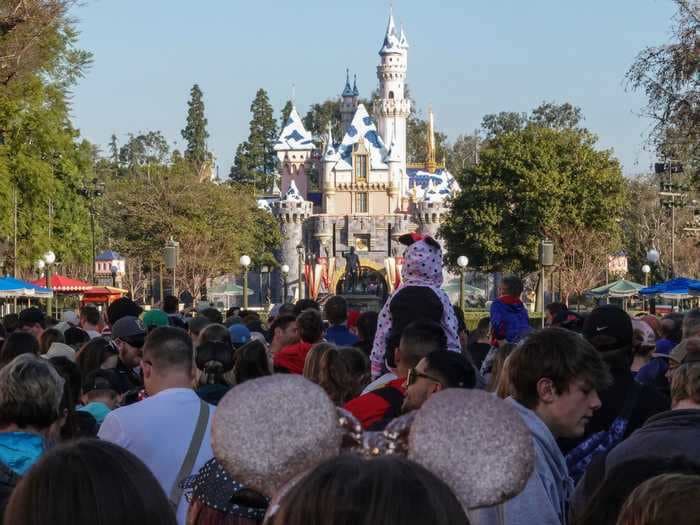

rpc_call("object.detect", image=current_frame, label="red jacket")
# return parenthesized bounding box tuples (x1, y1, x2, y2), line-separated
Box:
(273, 341, 313, 374)
(343, 377, 406, 430)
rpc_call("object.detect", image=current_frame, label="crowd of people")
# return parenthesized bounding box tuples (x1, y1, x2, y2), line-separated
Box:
(0, 235, 698, 524)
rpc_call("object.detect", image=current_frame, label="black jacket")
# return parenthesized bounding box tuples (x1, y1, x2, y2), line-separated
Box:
(0, 461, 20, 523)
(113, 358, 143, 395)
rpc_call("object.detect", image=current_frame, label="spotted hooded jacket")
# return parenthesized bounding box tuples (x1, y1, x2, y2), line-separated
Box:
(370, 237, 461, 379)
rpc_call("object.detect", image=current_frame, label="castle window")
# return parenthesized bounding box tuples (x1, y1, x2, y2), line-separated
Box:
(356, 192, 368, 213)
(389, 91, 395, 99)
(352, 140, 369, 183)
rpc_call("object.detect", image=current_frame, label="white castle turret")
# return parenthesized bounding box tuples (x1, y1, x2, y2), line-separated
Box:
(340, 70, 359, 133)
(375, 13, 410, 177)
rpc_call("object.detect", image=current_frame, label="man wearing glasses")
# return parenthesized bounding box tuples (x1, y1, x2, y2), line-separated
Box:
(110, 316, 146, 395)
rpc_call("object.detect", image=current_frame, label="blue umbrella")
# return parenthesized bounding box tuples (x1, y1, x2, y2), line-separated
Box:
(640, 277, 700, 298)
(0, 276, 53, 298)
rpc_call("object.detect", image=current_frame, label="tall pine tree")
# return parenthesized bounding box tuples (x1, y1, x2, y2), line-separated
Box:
(229, 89, 277, 192)
(280, 100, 293, 128)
(181, 84, 210, 169)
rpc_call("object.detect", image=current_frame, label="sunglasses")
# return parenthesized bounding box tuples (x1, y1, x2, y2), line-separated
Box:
(121, 337, 145, 348)
(407, 367, 442, 386)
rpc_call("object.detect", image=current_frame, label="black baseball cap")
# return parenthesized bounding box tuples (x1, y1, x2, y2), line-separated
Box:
(111, 316, 146, 347)
(583, 305, 633, 352)
(83, 369, 121, 394)
(18, 307, 45, 326)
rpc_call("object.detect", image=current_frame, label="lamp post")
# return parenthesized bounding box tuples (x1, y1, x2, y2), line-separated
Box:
(34, 259, 45, 280)
(78, 178, 104, 284)
(164, 237, 179, 299)
(281, 264, 290, 304)
(296, 243, 305, 300)
(261, 265, 270, 308)
(240, 255, 251, 309)
(456, 255, 469, 311)
(642, 264, 651, 312)
(43, 250, 56, 317)
(539, 240, 554, 328)
(110, 264, 118, 288)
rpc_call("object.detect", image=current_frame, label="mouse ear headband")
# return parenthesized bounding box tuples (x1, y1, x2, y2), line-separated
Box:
(212, 376, 534, 511)
(398, 232, 441, 250)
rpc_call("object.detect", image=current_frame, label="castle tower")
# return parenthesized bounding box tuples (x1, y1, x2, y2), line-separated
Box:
(321, 122, 339, 214)
(376, 12, 410, 174)
(414, 184, 449, 245)
(274, 106, 314, 199)
(340, 69, 359, 133)
(271, 181, 314, 300)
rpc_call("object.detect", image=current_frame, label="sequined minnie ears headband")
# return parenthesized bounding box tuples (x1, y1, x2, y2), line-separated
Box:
(211, 375, 535, 514)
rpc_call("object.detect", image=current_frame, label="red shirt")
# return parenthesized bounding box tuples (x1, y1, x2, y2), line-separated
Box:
(343, 377, 407, 430)
(273, 341, 313, 374)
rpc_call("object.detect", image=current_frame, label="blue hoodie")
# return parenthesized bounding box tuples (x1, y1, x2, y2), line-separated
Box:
(0, 432, 45, 476)
(490, 297, 531, 344)
(471, 398, 573, 525)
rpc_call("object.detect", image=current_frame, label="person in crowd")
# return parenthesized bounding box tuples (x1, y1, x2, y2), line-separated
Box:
(630, 318, 657, 377)
(163, 295, 188, 330)
(271, 454, 469, 525)
(49, 356, 95, 439)
(452, 304, 469, 351)
(78, 369, 121, 428)
(0, 332, 40, 368)
(99, 327, 215, 525)
(545, 302, 584, 331)
(200, 307, 224, 325)
(194, 341, 233, 405)
(43, 342, 76, 362)
(338, 346, 370, 399)
(371, 234, 460, 380)
(268, 314, 299, 360)
(344, 321, 446, 430)
(1, 314, 19, 335)
(105, 297, 143, 329)
(635, 313, 684, 388)
(575, 456, 700, 525)
(197, 324, 237, 387)
(142, 309, 170, 333)
(54, 310, 79, 334)
(233, 340, 272, 386)
(657, 314, 683, 355)
(0, 355, 65, 517)
(183, 458, 268, 525)
(486, 342, 515, 395)
(347, 308, 361, 334)
(490, 276, 531, 345)
(0, 323, 5, 352)
(38, 328, 63, 355)
(353, 311, 378, 358)
(473, 327, 611, 525)
(560, 305, 668, 454)
(303, 343, 355, 405)
(63, 326, 90, 351)
(110, 316, 146, 395)
(274, 309, 323, 374)
(75, 337, 118, 377)
(615, 473, 700, 525)
(4, 439, 177, 525)
(682, 308, 700, 339)
(640, 314, 660, 337)
(79, 305, 102, 339)
(18, 308, 46, 340)
(604, 352, 700, 473)
(467, 316, 492, 370)
(188, 316, 211, 348)
(402, 350, 476, 413)
(229, 323, 252, 350)
(662, 337, 700, 382)
(293, 299, 320, 316)
(324, 296, 359, 346)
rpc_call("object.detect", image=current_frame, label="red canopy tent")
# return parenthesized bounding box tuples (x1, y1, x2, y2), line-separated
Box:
(80, 286, 128, 306)
(29, 274, 92, 293)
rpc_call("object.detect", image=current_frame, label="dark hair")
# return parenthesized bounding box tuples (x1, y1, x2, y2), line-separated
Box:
(324, 296, 348, 325)
(546, 302, 569, 325)
(338, 346, 370, 398)
(225, 306, 240, 319)
(199, 324, 232, 347)
(79, 305, 100, 326)
(356, 311, 378, 344)
(501, 275, 523, 297)
(48, 356, 83, 440)
(293, 299, 319, 316)
(2, 314, 19, 334)
(277, 303, 296, 317)
(297, 309, 323, 344)
(39, 328, 64, 355)
(424, 351, 476, 389)
(4, 439, 177, 525)
(143, 327, 193, 372)
(508, 328, 612, 409)
(200, 308, 224, 325)
(233, 340, 271, 385)
(196, 341, 234, 386)
(273, 454, 469, 525)
(75, 337, 117, 377)
(577, 456, 700, 525)
(64, 327, 90, 349)
(452, 305, 467, 335)
(303, 343, 355, 405)
(163, 295, 179, 315)
(270, 315, 296, 336)
(661, 314, 684, 343)
(399, 321, 447, 367)
(106, 297, 143, 326)
(0, 332, 40, 367)
(682, 309, 700, 339)
(471, 317, 491, 344)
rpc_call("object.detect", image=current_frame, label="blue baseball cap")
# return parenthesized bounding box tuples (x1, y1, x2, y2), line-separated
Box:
(228, 324, 251, 347)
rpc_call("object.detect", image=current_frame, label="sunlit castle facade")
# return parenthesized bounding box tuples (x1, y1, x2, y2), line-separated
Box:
(263, 11, 459, 301)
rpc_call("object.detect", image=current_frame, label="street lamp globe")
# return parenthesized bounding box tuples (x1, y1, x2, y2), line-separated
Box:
(239, 255, 251, 268)
(280, 264, 290, 275)
(457, 255, 469, 268)
(35, 259, 45, 271)
(43, 251, 56, 265)
(641, 264, 651, 274)
(110, 264, 119, 275)
(646, 249, 660, 264)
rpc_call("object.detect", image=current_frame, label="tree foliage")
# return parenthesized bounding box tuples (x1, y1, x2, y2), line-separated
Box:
(280, 99, 293, 129)
(117, 131, 170, 177)
(406, 111, 449, 164)
(181, 84, 211, 175)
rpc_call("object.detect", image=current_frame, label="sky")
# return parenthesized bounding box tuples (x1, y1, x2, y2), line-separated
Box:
(70, 0, 678, 177)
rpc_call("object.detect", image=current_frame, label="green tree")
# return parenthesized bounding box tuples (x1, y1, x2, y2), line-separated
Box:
(229, 142, 256, 186)
(118, 131, 170, 177)
(303, 99, 343, 142)
(108, 134, 119, 165)
(280, 100, 293, 129)
(406, 112, 448, 164)
(481, 111, 528, 139)
(440, 124, 625, 273)
(181, 84, 210, 168)
(446, 133, 481, 174)
(530, 102, 583, 131)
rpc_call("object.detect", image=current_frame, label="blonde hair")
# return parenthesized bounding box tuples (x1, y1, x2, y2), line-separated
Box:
(616, 473, 700, 525)
(670, 361, 700, 406)
(303, 343, 354, 405)
(488, 343, 515, 396)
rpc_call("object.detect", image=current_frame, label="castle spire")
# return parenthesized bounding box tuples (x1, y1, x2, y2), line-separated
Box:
(380, 10, 400, 54)
(426, 107, 437, 173)
(352, 74, 359, 97)
(342, 68, 353, 97)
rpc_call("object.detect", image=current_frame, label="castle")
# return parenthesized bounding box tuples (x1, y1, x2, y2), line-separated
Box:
(261, 11, 459, 302)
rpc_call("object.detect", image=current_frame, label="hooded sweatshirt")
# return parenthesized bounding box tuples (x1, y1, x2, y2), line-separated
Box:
(490, 296, 531, 344)
(0, 432, 45, 476)
(472, 398, 573, 525)
(370, 238, 460, 379)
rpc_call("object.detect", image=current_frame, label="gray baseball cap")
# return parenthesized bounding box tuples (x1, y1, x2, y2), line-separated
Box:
(111, 316, 146, 342)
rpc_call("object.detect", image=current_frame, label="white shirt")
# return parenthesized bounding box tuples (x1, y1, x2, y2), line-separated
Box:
(361, 372, 398, 395)
(98, 388, 215, 525)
